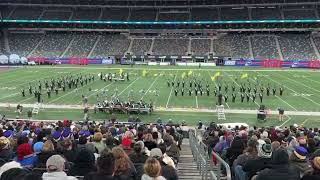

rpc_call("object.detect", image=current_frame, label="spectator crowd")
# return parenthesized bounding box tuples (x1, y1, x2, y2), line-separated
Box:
(200, 122, 320, 180)
(0, 117, 184, 180)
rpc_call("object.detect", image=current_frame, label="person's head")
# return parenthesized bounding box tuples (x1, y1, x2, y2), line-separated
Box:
(158, 143, 166, 155)
(75, 149, 95, 164)
(257, 139, 272, 158)
(61, 139, 72, 150)
(163, 134, 174, 147)
(112, 146, 128, 159)
(0, 137, 10, 150)
(97, 151, 115, 175)
(292, 146, 308, 161)
(271, 148, 289, 165)
(0, 161, 22, 177)
(17, 143, 33, 161)
(133, 142, 142, 154)
(271, 141, 281, 152)
(114, 157, 129, 174)
(150, 148, 163, 159)
(0, 168, 28, 180)
(144, 158, 162, 178)
(46, 155, 66, 172)
(78, 136, 88, 145)
(42, 140, 54, 152)
(144, 133, 153, 142)
(152, 132, 159, 140)
(93, 132, 103, 142)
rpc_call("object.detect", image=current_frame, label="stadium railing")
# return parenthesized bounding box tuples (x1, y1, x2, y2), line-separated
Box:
(189, 130, 231, 180)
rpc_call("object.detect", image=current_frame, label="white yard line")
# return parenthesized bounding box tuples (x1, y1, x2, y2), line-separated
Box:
(0, 93, 19, 100)
(275, 95, 298, 111)
(279, 115, 292, 127)
(277, 73, 320, 93)
(225, 103, 230, 109)
(118, 77, 141, 96)
(141, 71, 162, 100)
(260, 72, 320, 106)
(195, 96, 199, 109)
(165, 71, 178, 108)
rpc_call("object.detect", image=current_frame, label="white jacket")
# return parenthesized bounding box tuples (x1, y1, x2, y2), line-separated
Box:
(42, 172, 78, 180)
(141, 174, 166, 180)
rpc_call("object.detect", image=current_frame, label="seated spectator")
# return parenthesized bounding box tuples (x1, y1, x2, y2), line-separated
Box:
(255, 148, 300, 180)
(0, 161, 22, 177)
(225, 136, 245, 166)
(152, 131, 163, 145)
(60, 139, 77, 163)
(69, 149, 96, 177)
(120, 136, 133, 155)
(243, 139, 272, 179)
(16, 141, 36, 168)
(142, 158, 166, 180)
(0, 137, 13, 161)
(150, 148, 178, 180)
(289, 146, 313, 177)
(158, 143, 175, 168)
(144, 133, 157, 151)
(0, 168, 28, 180)
(105, 134, 117, 150)
(301, 156, 320, 180)
(92, 132, 106, 153)
(129, 142, 148, 179)
(112, 147, 136, 180)
(163, 134, 180, 163)
(42, 155, 77, 180)
(33, 142, 44, 155)
(36, 140, 56, 168)
(84, 151, 122, 180)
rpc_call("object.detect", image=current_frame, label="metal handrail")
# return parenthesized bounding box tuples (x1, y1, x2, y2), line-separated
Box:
(189, 130, 231, 180)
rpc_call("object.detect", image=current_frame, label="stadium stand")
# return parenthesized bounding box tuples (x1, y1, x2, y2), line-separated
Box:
(130, 39, 152, 55)
(212, 34, 251, 58)
(129, 9, 157, 21)
(220, 7, 249, 20)
(251, 35, 280, 59)
(191, 8, 219, 21)
(72, 8, 101, 20)
(90, 34, 130, 57)
(31, 33, 73, 57)
(63, 34, 98, 57)
(100, 8, 129, 21)
(313, 36, 320, 54)
(191, 39, 210, 55)
(278, 34, 317, 60)
(251, 7, 282, 20)
(153, 38, 188, 55)
(283, 5, 317, 19)
(9, 7, 43, 20)
(8, 33, 43, 57)
(41, 8, 73, 20)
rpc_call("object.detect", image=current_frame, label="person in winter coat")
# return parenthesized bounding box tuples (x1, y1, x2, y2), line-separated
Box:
(42, 155, 77, 180)
(15, 142, 36, 168)
(0, 137, 13, 161)
(255, 148, 300, 180)
(225, 136, 245, 166)
(35, 140, 57, 168)
(289, 146, 313, 177)
(301, 156, 320, 180)
(243, 139, 272, 180)
(84, 151, 126, 180)
(141, 158, 166, 180)
(68, 149, 96, 176)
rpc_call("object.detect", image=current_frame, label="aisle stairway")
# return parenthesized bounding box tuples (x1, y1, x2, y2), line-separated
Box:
(177, 139, 202, 180)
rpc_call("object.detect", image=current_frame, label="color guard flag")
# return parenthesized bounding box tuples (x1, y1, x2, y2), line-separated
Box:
(188, 70, 192, 76)
(181, 72, 186, 79)
(241, 73, 248, 79)
(142, 69, 147, 77)
(119, 68, 123, 74)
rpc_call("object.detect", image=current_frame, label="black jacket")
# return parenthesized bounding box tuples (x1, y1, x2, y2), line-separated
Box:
(36, 151, 57, 168)
(301, 170, 320, 180)
(160, 160, 178, 180)
(256, 164, 300, 180)
(69, 149, 96, 177)
(84, 172, 127, 180)
(243, 157, 271, 179)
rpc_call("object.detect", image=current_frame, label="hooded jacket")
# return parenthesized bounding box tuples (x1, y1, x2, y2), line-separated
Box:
(141, 174, 166, 180)
(42, 171, 78, 180)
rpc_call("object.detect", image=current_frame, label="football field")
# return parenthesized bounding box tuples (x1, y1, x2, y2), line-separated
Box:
(0, 65, 320, 127)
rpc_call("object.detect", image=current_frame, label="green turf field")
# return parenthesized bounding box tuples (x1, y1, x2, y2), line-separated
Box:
(0, 65, 319, 127)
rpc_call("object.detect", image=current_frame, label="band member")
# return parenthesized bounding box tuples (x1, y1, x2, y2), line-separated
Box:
(200, 89, 203, 96)
(214, 89, 217, 96)
(28, 85, 32, 95)
(224, 85, 228, 93)
(252, 93, 256, 102)
(47, 89, 51, 98)
(126, 73, 129, 81)
(218, 93, 223, 105)
(224, 94, 228, 103)
(218, 83, 222, 91)
(181, 89, 184, 96)
(253, 87, 257, 94)
(260, 87, 264, 94)
(188, 88, 192, 96)
(232, 85, 235, 92)
(171, 81, 175, 87)
(167, 81, 170, 87)
(189, 81, 192, 88)
(272, 87, 276, 96)
(241, 93, 245, 103)
(62, 84, 66, 92)
(266, 87, 270, 96)
(37, 91, 41, 103)
(232, 93, 236, 103)
(278, 107, 284, 122)
(279, 87, 284, 96)
(247, 86, 251, 93)
(174, 89, 178, 96)
(246, 93, 250, 102)
(206, 88, 210, 96)
(259, 93, 263, 103)
(55, 87, 58, 95)
(177, 80, 180, 87)
(182, 81, 185, 88)
(21, 89, 25, 97)
(195, 88, 198, 96)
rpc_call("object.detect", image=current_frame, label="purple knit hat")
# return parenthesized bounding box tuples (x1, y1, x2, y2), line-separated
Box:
(52, 130, 61, 140)
(3, 130, 13, 138)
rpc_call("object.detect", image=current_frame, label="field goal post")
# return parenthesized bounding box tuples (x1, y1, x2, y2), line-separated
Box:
(216, 105, 226, 121)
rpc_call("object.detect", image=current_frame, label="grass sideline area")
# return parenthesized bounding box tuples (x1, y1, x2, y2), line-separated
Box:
(0, 65, 319, 127)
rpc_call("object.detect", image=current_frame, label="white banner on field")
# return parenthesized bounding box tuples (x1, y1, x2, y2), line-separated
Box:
(0, 55, 8, 64)
(159, 62, 170, 66)
(148, 62, 158, 66)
